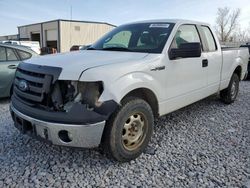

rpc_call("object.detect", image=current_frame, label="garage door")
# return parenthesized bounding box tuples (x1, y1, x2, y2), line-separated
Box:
(46, 30, 57, 41)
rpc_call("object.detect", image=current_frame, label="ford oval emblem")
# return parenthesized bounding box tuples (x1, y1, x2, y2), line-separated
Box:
(18, 80, 29, 92)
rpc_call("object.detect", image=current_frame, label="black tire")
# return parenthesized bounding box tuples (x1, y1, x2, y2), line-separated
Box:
(220, 73, 240, 104)
(102, 97, 154, 162)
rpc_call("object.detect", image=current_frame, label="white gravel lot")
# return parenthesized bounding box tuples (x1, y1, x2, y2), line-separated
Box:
(0, 81, 249, 187)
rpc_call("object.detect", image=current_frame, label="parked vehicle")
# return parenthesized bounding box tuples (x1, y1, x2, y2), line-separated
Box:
(70, 45, 91, 51)
(40, 47, 57, 55)
(0, 44, 38, 98)
(1, 40, 41, 54)
(10, 19, 249, 162)
(80, 45, 91, 50)
(240, 43, 250, 78)
(70, 45, 81, 51)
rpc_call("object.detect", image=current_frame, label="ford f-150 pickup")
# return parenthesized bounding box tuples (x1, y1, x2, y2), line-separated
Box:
(10, 19, 249, 162)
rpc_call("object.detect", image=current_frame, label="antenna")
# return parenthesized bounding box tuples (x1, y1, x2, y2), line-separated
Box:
(70, 5, 72, 20)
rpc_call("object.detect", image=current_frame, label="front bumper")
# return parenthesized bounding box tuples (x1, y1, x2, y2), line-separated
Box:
(10, 104, 106, 148)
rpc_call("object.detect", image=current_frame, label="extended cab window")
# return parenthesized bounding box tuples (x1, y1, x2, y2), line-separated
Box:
(6, 48, 18, 61)
(0, 47, 7, 61)
(201, 26, 217, 51)
(17, 50, 32, 60)
(171, 25, 201, 49)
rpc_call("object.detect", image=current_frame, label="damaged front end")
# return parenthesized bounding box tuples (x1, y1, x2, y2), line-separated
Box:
(10, 63, 118, 147)
(48, 80, 118, 123)
(11, 62, 118, 125)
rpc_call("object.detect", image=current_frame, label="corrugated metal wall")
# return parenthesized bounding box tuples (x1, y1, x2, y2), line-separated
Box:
(60, 21, 115, 52)
(41, 21, 58, 49)
(19, 22, 59, 49)
(18, 20, 115, 53)
(0, 35, 18, 41)
(19, 24, 41, 40)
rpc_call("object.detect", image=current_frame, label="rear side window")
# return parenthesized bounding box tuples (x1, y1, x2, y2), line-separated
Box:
(6, 48, 18, 61)
(201, 26, 217, 51)
(171, 25, 201, 49)
(18, 50, 32, 60)
(0, 47, 7, 61)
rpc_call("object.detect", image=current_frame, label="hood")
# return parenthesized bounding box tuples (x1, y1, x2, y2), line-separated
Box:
(25, 50, 148, 80)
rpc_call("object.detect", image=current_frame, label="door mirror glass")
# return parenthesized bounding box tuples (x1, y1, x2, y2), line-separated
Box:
(169, 42, 201, 60)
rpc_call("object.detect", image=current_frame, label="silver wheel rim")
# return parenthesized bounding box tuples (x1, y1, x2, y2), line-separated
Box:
(122, 113, 146, 151)
(231, 81, 237, 99)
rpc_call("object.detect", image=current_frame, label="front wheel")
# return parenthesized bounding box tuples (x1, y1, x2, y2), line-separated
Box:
(102, 97, 154, 162)
(220, 73, 240, 104)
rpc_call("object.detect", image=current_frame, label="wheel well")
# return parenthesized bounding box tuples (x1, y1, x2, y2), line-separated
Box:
(121, 88, 159, 117)
(234, 66, 242, 79)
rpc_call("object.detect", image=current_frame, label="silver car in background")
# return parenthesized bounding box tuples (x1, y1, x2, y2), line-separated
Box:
(0, 44, 38, 98)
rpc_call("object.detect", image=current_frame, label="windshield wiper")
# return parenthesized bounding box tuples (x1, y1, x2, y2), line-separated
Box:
(102, 47, 133, 52)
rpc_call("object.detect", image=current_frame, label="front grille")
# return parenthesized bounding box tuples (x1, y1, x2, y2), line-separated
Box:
(14, 68, 52, 102)
(13, 63, 62, 105)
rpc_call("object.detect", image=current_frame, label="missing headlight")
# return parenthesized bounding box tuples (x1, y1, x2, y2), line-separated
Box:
(76, 81, 103, 108)
(51, 81, 77, 111)
(51, 81, 103, 112)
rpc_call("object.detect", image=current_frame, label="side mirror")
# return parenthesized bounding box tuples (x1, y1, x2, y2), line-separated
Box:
(169, 42, 201, 60)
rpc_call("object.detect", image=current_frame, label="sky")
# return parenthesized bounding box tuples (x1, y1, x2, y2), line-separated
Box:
(0, 0, 249, 36)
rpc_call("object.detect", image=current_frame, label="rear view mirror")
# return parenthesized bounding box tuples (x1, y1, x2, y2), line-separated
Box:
(169, 42, 201, 60)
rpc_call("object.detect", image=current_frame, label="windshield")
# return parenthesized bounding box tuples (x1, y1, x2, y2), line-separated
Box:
(91, 22, 175, 53)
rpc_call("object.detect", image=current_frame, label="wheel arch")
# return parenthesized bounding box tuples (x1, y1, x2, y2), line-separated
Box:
(121, 88, 159, 118)
(233, 65, 242, 79)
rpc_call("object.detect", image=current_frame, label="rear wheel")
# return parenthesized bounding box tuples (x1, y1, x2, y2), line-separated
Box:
(102, 97, 154, 162)
(220, 73, 239, 104)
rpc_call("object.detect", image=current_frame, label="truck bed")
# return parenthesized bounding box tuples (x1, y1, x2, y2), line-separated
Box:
(221, 47, 249, 84)
(221, 47, 241, 51)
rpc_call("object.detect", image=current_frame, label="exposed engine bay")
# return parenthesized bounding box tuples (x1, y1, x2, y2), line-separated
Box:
(51, 81, 104, 112)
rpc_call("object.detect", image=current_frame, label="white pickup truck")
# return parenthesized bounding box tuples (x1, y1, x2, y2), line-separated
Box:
(10, 19, 249, 162)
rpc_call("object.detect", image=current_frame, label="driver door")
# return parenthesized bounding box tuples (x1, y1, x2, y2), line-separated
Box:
(163, 24, 207, 113)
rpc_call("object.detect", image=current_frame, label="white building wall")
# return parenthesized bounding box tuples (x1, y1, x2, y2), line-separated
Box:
(18, 20, 115, 53)
(0, 34, 18, 41)
(42, 21, 58, 49)
(18, 21, 58, 49)
(19, 24, 41, 40)
(60, 21, 115, 52)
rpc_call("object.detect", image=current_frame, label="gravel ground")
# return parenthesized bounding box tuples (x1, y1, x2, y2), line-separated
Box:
(0, 81, 249, 188)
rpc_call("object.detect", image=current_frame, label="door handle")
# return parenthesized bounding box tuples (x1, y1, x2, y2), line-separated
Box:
(202, 59, 208, 67)
(8, 65, 18, 69)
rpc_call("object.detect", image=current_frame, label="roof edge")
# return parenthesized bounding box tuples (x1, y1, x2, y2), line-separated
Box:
(18, 19, 116, 28)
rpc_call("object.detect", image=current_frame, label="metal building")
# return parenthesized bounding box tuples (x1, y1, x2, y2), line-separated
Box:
(18, 19, 116, 52)
(0, 34, 19, 41)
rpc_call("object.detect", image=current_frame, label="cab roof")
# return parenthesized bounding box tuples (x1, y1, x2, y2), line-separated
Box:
(124, 19, 210, 27)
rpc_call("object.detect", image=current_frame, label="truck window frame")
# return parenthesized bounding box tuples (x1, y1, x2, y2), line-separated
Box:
(167, 24, 204, 59)
(197, 25, 218, 52)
